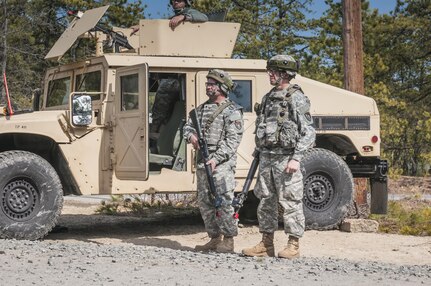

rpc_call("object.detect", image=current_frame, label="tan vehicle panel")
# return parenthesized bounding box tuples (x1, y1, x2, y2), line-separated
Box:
(138, 20, 239, 58)
(0, 111, 71, 143)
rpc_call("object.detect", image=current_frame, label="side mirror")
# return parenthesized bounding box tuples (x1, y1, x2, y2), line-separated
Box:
(71, 94, 92, 126)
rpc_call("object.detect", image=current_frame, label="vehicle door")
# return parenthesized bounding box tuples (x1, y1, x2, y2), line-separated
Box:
(114, 64, 149, 180)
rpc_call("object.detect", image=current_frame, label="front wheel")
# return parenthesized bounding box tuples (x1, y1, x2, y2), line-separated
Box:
(301, 148, 354, 230)
(0, 151, 63, 240)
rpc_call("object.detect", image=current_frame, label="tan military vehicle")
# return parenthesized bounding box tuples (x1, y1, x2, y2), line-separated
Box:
(0, 6, 387, 240)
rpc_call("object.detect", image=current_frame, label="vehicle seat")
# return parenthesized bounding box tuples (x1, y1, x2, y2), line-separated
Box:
(149, 100, 186, 171)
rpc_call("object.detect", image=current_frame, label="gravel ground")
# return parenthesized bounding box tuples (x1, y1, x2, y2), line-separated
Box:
(1, 196, 430, 286)
(0, 238, 430, 286)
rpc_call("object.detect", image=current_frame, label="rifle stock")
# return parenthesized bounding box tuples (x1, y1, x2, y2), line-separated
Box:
(232, 150, 260, 219)
(189, 109, 222, 211)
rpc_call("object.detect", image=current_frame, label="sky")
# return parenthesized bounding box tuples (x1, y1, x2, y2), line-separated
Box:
(141, 0, 399, 19)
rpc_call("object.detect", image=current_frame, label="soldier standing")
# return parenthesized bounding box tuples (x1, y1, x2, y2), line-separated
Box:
(183, 69, 243, 253)
(242, 55, 315, 259)
(169, 0, 208, 29)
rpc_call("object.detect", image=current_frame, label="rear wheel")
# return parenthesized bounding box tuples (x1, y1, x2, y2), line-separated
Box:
(301, 148, 354, 230)
(0, 151, 63, 240)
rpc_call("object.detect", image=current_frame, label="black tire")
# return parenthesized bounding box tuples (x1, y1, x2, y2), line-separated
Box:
(301, 148, 353, 230)
(0, 151, 63, 240)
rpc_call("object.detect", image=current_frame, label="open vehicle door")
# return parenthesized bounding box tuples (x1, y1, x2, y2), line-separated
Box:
(114, 64, 149, 180)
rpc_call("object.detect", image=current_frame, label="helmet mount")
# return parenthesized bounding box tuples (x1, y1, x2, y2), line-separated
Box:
(206, 69, 236, 96)
(266, 55, 299, 77)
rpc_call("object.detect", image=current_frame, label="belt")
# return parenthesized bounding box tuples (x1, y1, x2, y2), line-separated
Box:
(258, 147, 295, 155)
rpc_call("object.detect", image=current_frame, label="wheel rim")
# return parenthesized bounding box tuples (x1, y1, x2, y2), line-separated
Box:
(303, 173, 335, 212)
(1, 178, 39, 221)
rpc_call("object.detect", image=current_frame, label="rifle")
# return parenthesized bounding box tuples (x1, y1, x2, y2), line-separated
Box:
(92, 24, 134, 53)
(189, 109, 223, 216)
(232, 150, 260, 219)
(67, 10, 133, 53)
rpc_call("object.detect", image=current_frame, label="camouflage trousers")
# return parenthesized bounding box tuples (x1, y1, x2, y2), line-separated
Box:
(197, 163, 238, 237)
(254, 153, 305, 238)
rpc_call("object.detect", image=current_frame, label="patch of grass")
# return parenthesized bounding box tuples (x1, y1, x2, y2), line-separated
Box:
(96, 194, 199, 216)
(370, 198, 431, 236)
(96, 195, 124, 215)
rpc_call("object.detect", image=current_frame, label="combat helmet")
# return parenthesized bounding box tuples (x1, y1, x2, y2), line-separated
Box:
(206, 69, 236, 95)
(170, 0, 194, 6)
(266, 55, 299, 77)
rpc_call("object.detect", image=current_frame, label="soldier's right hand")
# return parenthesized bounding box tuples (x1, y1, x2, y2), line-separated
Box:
(189, 134, 199, 150)
(169, 15, 186, 29)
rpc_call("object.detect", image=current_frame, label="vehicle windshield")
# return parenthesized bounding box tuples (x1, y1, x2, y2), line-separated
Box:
(46, 70, 102, 107)
(75, 70, 102, 101)
(46, 76, 71, 107)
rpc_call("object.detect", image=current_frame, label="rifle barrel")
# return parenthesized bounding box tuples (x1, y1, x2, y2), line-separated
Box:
(190, 109, 221, 209)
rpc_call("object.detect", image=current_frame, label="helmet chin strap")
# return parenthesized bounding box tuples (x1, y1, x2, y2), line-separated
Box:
(271, 72, 291, 87)
(271, 75, 283, 87)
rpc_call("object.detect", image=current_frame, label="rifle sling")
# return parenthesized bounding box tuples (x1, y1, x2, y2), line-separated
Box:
(203, 100, 233, 134)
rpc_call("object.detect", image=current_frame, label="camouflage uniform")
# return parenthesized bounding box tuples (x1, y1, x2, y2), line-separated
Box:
(149, 78, 180, 135)
(172, 7, 208, 23)
(254, 85, 315, 238)
(183, 99, 243, 238)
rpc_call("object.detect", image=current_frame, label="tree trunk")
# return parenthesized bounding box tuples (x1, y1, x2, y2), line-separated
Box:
(342, 0, 364, 94)
(1, 0, 7, 104)
(342, 0, 368, 208)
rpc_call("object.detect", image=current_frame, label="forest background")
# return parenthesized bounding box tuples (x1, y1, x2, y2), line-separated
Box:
(0, 0, 430, 177)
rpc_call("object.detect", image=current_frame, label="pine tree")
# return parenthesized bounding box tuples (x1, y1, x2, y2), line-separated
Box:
(0, 0, 146, 109)
(194, 0, 313, 59)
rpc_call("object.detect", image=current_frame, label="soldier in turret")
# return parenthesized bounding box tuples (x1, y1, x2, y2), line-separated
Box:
(242, 55, 316, 259)
(184, 69, 243, 253)
(147, 1, 208, 151)
(169, 0, 208, 29)
(131, 0, 207, 34)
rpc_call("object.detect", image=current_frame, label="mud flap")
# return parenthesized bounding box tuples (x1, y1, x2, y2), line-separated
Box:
(370, 179, 388, 214)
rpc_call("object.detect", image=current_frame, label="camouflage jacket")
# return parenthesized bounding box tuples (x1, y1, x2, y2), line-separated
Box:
(255, 84, 315, 161)
(172, 7, 208, 23)
(183, 98, 243, 166)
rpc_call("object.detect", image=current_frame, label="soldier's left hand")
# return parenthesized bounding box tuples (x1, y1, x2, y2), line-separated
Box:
(206, 159, 217, 172)
(285, 159, 300, 173)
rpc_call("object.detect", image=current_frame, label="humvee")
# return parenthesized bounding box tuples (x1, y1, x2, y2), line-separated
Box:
(0, 6, 387, 240)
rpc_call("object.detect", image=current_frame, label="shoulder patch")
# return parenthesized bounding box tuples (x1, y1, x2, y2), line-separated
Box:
(234, 120, 243, 131)
(228, 109, 242, 121)
(292, 91, 310, 112)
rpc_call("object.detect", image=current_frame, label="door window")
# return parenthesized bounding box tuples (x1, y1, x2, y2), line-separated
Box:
(120, 73, 139, 111)
(229, 80, 252, 112)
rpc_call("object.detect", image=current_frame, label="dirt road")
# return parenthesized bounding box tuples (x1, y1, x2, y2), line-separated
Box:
(0, 199, 430, 286)
(49, 199, 431, 266)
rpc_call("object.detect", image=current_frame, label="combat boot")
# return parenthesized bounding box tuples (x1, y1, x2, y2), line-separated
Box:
(194, 235, 222, 252)
(278, 236, 300, 259)
(242, 232, 275, 257)
(216, 236, 234, 253)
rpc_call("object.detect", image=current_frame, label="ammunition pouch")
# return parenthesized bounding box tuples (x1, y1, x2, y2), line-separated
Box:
(278, 120, 299, 149)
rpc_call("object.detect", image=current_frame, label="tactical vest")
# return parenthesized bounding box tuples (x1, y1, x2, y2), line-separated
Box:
(254, 85, 303, 149)
(197, 99, 235, 148)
